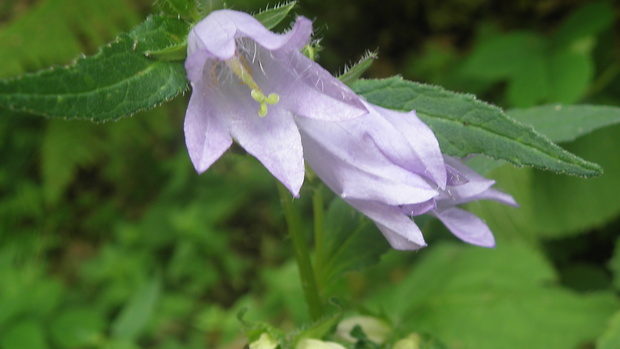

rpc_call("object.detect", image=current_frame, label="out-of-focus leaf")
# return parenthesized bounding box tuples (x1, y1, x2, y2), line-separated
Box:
(508, 104, 620, 143)
(41, 120, 100, 204)
(548, 48, 592, 104)
(551, 1, 615, 47)
(111, 276, 161, 341)
(0, 320, 47, 349)
(597, 310, 620, 349)
(610, 235, 620, 291)
(353, 77, 601, 177)
(460, 32, 544, 80)
(368, 242, 618, 349)
(50, 308, 106, 348)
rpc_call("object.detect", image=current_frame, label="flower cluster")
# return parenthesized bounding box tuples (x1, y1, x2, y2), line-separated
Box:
(184, 10, 516, 250)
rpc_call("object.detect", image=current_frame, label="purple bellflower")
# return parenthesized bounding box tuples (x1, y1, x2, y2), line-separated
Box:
(296, 101, 517, 250)
(184, 10, 368, 197)
(184, 10, 517, 250)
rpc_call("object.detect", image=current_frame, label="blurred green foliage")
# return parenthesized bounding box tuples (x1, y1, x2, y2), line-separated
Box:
(1, 0, 619, 348)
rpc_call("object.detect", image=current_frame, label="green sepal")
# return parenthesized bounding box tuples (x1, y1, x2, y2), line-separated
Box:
(254, 2, 297, 30)
(339, 51, 378, 87)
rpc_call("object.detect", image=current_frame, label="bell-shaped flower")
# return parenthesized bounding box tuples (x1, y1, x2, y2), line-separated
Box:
(296, 101, 517, 250)
(184, 10, 368, 196)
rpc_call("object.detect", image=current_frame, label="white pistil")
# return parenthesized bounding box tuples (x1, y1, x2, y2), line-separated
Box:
(225, 56, 280, 117)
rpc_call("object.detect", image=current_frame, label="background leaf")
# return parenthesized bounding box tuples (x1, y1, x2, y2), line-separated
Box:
(0, 15, 189, 121)
(353, 77, 601, 177)
(0, 0, 140, 78)
(111, 276, 161, 341)
(507, 104, 620, 143)
(368, 242, 617, 349)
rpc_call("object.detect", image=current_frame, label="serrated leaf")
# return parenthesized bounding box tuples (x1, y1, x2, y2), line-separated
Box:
(315, 199, 390, 292)
(352, 77, 601, 177)
(369, 242, 618, 349)
(254, 2, 297, 30)
(0, 15, 190, 121)
(508, 104, 620, 143)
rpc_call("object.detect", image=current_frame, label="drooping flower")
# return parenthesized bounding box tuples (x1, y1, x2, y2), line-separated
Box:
(184, 10, 368, 196)
(296, 100, 517, 250)
(184, 9, 516, 250)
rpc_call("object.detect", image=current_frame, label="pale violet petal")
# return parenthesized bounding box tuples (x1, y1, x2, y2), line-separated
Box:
(347, 199, 427, 250)
(184, 84, 232, 173)
(432, 207, 496, 247)
(281, 52, 368, 121)
(371, 103, 447, 188)
(189, 11, 312, 59)
(298, 115, 439, 205)
(229, 106, 305, 197)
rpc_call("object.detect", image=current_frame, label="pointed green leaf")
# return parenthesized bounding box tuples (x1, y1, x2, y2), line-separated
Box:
(352, 77, 602, 177)
(315, 199, 390, 291)
(0, 15, 190, 121)
(254, 2, 297, 30)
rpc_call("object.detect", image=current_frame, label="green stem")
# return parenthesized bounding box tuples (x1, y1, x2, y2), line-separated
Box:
(277, 183, 324, 321)
(312, 185, 325, 283)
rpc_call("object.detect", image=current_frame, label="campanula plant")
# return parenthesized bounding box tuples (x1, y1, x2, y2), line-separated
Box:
(0, 0, 618, 348)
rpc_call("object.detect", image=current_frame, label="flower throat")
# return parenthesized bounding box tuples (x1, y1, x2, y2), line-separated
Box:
(224, 56, 280, 117)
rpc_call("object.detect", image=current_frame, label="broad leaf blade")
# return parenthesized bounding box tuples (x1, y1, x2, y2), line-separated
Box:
(0, 15, 190, 121)
(353, 77, 601, 177)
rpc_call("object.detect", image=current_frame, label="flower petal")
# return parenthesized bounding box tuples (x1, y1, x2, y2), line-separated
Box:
(347, 199, 427, 250)
(372, 103, 447, 188)
(298, 115, 439, 205)
(184, 84, 233, 173)
(280, 52, 368, 121)
(229, 105, 305, 197)
(189, 10, 312, 60)
(432, 207, 496, 247)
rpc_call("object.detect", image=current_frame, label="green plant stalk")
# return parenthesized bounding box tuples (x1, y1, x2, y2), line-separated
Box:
(277, 183, 324, 321)
(312, 184, 325, 294)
